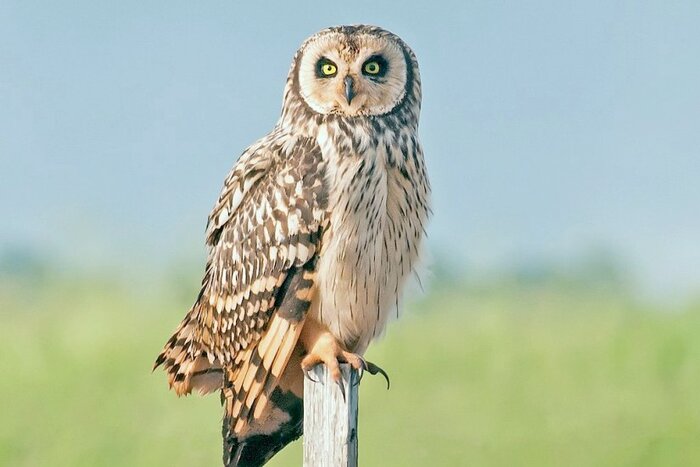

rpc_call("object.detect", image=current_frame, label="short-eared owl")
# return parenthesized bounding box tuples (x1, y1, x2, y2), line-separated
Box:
(155, 25, 430, 466)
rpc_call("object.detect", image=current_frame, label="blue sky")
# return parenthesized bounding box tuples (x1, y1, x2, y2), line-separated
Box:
(1, 1, 699, 296)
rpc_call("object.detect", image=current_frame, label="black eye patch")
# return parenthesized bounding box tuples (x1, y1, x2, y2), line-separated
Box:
(361, 55, 388, 78)
(316, 57, 338, 78)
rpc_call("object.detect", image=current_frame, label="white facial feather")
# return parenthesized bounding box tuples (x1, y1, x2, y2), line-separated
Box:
(296, 32, 409, 116)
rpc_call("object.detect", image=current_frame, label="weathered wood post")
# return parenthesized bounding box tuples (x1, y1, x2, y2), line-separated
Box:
(303, 364, 359, 467)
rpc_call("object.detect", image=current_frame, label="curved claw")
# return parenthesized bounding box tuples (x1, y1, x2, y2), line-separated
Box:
(303, 367, 318, 383)
(353, 356, 368, 387)
(365, 361, 391, 390)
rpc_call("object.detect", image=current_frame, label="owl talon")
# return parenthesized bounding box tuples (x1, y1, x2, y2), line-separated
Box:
(303, 367, 318, 383)
(352, 356, 368, 387)
(350, 358, 390, 389)
(365, 361, 390, 390)
(353, 368, 363, 387)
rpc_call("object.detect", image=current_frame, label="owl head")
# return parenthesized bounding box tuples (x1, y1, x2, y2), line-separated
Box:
(282, 25, 421, 121)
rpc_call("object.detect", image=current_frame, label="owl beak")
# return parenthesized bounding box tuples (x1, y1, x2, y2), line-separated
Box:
(344, 76, 356, 105)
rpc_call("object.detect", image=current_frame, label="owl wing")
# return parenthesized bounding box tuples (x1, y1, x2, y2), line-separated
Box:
(155, 130, 327, 426)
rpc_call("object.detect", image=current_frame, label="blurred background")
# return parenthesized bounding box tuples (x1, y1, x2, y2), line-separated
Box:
(1, 1, 699, 466)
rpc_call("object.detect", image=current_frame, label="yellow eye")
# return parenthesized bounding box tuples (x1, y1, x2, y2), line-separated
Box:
(364, 61, 381, 75)
(321, 63, 337, 76)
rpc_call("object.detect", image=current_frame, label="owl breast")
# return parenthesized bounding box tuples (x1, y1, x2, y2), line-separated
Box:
(311, 122, 429, 354)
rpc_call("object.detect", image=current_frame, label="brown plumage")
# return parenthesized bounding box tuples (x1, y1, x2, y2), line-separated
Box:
(154, 25, 430, 466)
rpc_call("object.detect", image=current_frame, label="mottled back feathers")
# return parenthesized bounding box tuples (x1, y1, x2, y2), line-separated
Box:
(155, 132, 327, 401)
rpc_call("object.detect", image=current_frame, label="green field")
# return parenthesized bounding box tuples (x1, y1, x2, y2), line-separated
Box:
(1, 275, 699, 466)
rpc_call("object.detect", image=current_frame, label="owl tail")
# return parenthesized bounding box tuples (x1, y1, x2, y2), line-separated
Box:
(222, 348, 304, 467)
(222, 394, 302, 467)
(153, 312, 223, 396)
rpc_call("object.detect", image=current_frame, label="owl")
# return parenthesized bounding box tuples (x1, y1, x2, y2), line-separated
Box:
(154, 25, 430, 466)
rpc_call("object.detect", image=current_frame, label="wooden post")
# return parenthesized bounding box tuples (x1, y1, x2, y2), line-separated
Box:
(303, 364, 359, 467)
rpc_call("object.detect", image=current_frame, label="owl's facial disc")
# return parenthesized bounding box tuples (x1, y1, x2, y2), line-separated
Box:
(297, 33, 408, 116)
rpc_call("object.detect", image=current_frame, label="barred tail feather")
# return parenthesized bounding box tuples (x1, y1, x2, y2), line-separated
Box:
(154, 313, 223, 396)
(223, 405, 302, 467)
(222, 348, 304, 467)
